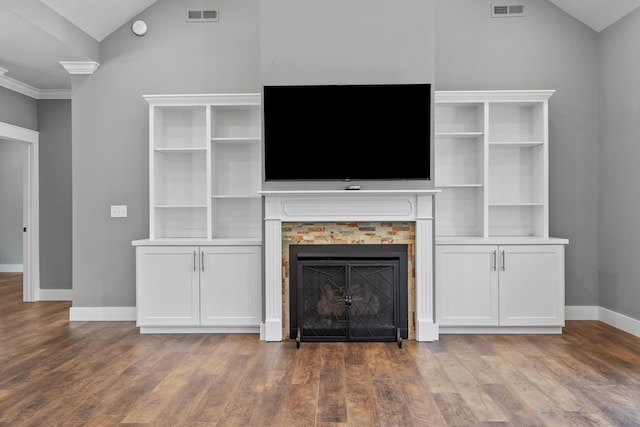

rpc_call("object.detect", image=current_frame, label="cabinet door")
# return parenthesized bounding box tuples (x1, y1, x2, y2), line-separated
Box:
(436, 245, 499, 326)
(136, 246, 200, 326)
(498, 245, 564, 326)
(200, 246, 262, 326)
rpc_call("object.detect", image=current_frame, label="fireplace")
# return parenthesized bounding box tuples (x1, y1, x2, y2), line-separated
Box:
(260, 190, 438, 342)
(290, 244, 408, 345)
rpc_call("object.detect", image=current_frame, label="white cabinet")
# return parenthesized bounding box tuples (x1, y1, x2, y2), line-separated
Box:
(436, 245, 498, 326)
(135, 244, 262, 333)
(145, 94, 262, 240)
(136, 246, 200, 326)
(200, 246, 262, 327)
(498, 245, 564, 326)
(436, 244, 565, 332)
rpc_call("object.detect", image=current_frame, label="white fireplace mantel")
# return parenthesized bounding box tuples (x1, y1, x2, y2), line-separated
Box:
(260, 189, 440, 342)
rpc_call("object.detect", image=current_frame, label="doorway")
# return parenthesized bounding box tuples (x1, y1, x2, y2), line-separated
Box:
(0, 121, 39, 301)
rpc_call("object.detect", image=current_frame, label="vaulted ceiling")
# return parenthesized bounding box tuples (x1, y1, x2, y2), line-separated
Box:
(1, 0, 639, 98)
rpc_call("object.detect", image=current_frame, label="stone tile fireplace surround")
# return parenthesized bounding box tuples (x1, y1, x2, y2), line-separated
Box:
(261, 190, 439, 342)
(283, 223, 414, 340)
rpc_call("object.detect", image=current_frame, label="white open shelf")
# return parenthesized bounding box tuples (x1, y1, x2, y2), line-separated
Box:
(153, 106, 207, 149)
(145, 94, 262, 241)
(435, 90, 552, 239)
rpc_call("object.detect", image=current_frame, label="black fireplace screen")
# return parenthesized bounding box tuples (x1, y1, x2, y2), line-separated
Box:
(290, 244, 409, 343)
(298, 261, 398, 341)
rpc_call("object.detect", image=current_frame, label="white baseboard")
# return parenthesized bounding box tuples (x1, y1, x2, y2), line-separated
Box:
(0, 264, 23, 272)
(565, 305, 640, 338)
(39, 289, 72, 301)
(598, 307, 640, 338)
(565, 305, 599, 320)
(64, 305, 640, 339)
(69, 306, 136, 321)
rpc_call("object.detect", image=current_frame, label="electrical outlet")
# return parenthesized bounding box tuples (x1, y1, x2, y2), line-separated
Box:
(110, 205, 127, 218)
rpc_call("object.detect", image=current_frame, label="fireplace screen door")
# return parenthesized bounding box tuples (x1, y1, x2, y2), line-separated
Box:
(297, 260, 400, 342)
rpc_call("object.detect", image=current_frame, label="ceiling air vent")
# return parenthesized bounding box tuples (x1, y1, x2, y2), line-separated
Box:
(186, 8, 219, 22)
(491, 4, 525, 17)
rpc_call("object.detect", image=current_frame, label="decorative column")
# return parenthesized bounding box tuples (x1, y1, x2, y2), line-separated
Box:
(263, 195, 283, 341)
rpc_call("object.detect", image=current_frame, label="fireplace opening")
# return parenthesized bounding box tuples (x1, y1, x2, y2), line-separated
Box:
(290, 244, 408, 346)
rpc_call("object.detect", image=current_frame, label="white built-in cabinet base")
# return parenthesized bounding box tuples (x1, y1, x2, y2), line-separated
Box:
(436, 238, 568, 334)
(133, 239, 262, 334)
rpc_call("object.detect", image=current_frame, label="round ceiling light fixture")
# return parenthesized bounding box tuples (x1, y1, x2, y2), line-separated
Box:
(132, 20, 148, 37)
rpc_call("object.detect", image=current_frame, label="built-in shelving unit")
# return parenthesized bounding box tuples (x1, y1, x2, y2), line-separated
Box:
(145, 93, 262, 241)
(434, 90, 553, 239)
(133, 94, 263, 335)
(434, 90, 568, 334)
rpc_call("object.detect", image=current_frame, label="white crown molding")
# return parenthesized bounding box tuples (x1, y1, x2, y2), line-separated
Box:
(0, 67, 71, 99)
(0, 70, 39, 99)
(38, 89, 72, 100)
(59, 61, 100, 74)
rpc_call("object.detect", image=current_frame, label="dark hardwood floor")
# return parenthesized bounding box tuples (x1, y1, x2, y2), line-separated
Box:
(2, 272, 640, 426)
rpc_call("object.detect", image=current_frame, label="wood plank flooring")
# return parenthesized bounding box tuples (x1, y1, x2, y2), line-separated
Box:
(2, 272, 640, 426)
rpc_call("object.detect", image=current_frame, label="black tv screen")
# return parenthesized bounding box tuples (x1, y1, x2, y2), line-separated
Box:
(263, 84, 431, 181)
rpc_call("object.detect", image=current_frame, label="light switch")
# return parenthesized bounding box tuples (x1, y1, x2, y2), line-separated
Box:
(110, 205, 127, 218)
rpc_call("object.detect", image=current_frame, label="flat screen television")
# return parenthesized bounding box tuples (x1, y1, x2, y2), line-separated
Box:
(263, 83, 431, 182)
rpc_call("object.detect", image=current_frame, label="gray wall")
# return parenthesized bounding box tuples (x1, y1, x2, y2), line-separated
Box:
(261, 0, 434, 85)
(261, 0, 435, 192)
(71, 0, 261, 306)
(0, 84, 72, 289)
(598, 8, 640, 320)
(0, 87, 36, 269)
(0, 86, 37, 130)
(38, 100, 72, 289)
(0, 140, 23, 265)
(435, 0, 601, 307)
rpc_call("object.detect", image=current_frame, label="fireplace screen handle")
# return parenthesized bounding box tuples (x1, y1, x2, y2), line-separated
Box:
(339, 295, 354, 308)
(339, 295, 364, 308)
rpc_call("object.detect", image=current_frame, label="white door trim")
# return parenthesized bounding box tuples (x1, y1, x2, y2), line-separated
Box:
(0, 121, 39, 301)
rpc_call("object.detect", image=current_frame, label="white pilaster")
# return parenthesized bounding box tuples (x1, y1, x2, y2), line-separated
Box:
(415, 218, 438, 341)
(263, 218, 283, 341)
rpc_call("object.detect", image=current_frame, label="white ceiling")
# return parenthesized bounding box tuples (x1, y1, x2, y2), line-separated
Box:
(39, 0, 157, 42)
(547, 0, 640, 32)
(0, 0, 639, 97)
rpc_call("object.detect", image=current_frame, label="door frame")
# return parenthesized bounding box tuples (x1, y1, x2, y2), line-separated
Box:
(0, 121, 39, 301)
